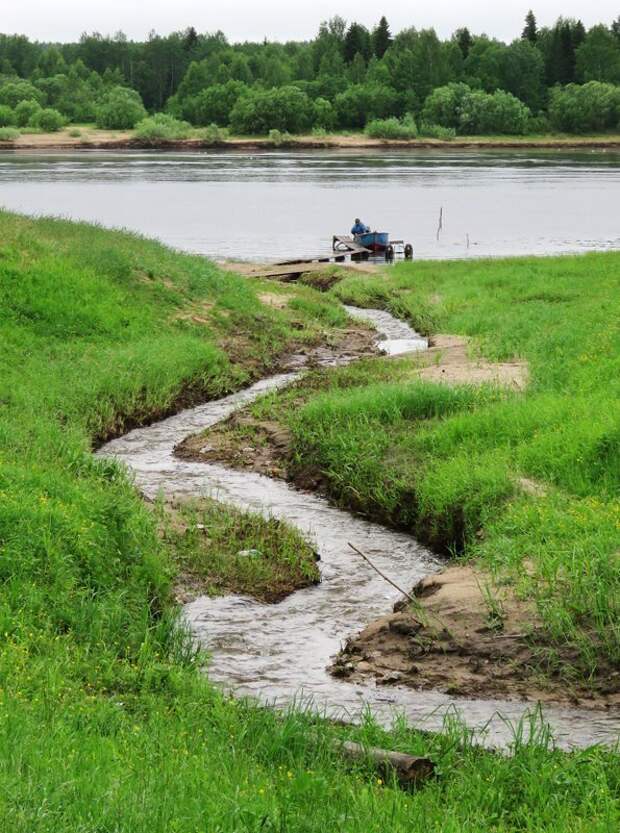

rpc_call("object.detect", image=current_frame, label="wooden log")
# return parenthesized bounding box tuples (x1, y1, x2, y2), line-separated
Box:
(336, 739, 435, 787)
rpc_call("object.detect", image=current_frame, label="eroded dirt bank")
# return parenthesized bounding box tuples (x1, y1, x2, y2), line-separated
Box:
(332, 566, 620, 708)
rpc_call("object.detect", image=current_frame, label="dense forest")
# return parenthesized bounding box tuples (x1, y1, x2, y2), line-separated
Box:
(1, 11, 620, 137)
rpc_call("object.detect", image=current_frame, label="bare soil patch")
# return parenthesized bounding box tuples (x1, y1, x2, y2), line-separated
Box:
(417, 335, 528, 389)
(330, 565, 620, 708)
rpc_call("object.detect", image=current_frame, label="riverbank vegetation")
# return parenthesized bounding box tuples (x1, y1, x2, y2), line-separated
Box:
(1, 12, 620, 139)
(2, 210, 620, 829)
(189, 252, 620, 688)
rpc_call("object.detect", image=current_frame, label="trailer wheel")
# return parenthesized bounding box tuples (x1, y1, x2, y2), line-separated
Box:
(404, 243, 413, 259)
(385, 244, 395, 261)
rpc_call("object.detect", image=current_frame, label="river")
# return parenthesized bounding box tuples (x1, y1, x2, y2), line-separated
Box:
(1, 147, 619, 261)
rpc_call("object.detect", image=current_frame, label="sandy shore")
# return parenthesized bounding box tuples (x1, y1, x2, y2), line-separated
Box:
(4, 127, 620, 152)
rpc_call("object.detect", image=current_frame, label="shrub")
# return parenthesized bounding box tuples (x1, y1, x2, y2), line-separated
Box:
(0, 79, 45, 108)
(0, 104, 15, 126)
(134, 113, 192, 142)
(95, 86, 147, 130)
(423, 84, 530, 135)
(0, 127, 20, 141)
(459, 89, 531, 135)
(30, 107, 65, 132)
(548, 82, 620, 133)
(422, 82, 472, 130)
(68, 128, 82, 137)
(267, 128, 292, 146)
(313, 97, 336, 131)
(230, 86, 313, 134)
(418, 122, 457, 140)
(334, 83, 401, 129)
(14, 99, 42, 127)
(175, 80, 248, 126)
(198, 123, 229, 146)
(365, 114, 418, 139)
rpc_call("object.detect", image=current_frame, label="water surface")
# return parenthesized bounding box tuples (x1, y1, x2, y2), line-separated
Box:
(1, 148, 619, 261)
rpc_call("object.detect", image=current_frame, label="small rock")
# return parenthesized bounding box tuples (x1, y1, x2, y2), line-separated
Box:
(199, 444, 215, 454)
(237, 549, 261, 558)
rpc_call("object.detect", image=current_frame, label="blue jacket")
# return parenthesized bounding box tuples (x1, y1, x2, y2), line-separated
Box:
(351, 221, 369, 235)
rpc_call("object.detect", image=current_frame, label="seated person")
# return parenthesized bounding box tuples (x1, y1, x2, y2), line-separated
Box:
(351, 218, 370, 235)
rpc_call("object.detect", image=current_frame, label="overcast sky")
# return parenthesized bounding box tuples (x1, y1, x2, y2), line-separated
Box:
(3, 1, 618, 44)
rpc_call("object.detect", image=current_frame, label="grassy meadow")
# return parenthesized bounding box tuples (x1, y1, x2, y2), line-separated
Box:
(1, 210, 619, 830)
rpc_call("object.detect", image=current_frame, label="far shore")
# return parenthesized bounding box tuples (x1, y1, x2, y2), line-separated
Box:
(3, 126, 620, 152)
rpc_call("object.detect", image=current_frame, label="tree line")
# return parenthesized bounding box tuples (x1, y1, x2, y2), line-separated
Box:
(0, 12, 619, 136)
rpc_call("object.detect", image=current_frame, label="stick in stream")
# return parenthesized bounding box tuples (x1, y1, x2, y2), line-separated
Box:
(347, 542, 416, 603)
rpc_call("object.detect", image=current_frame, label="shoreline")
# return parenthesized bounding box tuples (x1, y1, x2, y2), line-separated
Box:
(4, 133, 620, 153)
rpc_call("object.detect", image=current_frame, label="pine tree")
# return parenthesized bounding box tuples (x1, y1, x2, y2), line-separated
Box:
(455, 27, 473, 59)
(522, 10, 538, 44)
(183, 26, 198, 52)
(372, 17, 392, 59)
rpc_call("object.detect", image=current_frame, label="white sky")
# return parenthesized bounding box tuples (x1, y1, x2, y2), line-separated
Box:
(2, 1, 618, 44)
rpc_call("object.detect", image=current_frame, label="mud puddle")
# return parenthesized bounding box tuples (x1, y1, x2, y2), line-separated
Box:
(98, 308, 620, 750)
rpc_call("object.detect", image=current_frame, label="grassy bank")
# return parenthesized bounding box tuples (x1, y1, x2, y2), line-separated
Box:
(189, 250, 620, 685)
(1, 212, 619, 830)
(289, 253, 620, 679)
(3, 124, 620, 150)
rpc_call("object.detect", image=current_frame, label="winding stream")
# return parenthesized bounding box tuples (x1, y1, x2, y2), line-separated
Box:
(98, 309, 620, 750)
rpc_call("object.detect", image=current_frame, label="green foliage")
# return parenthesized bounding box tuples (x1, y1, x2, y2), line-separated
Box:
(30, 107, 65, 132)
(230, 85, 313, 134)
(423, 83, 531, 134)
(549, 81, 620, 132)
(172, 79, 248, 126)
(198, 123, 229, 146)
(13, 98, 41, 126)
(334, 82, 401, 128)
(365, 114, 418, 139)
(0, 78, 44, 107)
(418, 122, 456, 139)
(134, 113, 192, 142)
(0, 103, 14, 125)
(1, 19, 617, 137)
(95, 85, 147, 129)
(576, 24, 620, 83)
(0, 126, 19, 141)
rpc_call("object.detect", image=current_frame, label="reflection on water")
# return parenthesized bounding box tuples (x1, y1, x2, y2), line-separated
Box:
(1, 148, 619, 261)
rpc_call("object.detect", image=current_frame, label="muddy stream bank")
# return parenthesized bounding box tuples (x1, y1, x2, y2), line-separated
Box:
(98, 308, 620, 750)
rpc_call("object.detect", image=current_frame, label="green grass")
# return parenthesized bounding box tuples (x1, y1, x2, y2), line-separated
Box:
(266, 252, 620, 676)
(161, 498, 320, 602)
(1, 213, 619, 830)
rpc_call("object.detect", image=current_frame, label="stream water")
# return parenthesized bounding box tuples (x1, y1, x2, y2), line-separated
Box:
(98, 308, 620, 751)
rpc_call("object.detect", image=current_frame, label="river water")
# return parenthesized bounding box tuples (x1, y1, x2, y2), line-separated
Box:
(98, 308, 620, 750)
(1, 148, 619, 261)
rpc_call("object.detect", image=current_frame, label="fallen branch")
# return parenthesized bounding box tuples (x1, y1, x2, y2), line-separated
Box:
(336, 739, 435, 787)
(348, 542, 416, 603)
